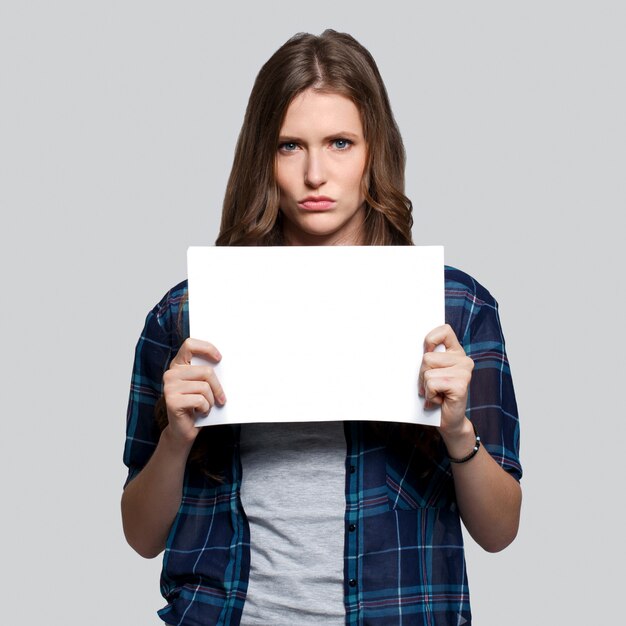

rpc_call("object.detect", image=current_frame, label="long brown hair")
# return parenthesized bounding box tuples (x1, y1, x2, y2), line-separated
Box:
(216, 29, 413, 247)
(156, 30, 441, 479)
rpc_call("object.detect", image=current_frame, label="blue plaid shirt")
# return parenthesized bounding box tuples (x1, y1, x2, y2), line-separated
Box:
(124, 267, 522, 626)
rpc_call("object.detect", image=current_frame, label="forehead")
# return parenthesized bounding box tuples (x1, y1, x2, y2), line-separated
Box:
(280, 89, 364, 136)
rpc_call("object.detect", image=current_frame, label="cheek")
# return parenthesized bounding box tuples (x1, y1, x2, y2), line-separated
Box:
(275, 161, 298, 196)
(346, 150, 367, 185)
(274, 163, 286, 193)
(348, 161, 367, 196)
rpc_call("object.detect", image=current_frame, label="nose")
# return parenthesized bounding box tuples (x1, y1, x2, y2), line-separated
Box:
(304, 149, 327, 189)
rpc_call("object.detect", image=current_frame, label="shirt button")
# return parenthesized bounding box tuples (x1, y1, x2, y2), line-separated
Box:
(349, 524, 356, 532)
(349, 465, 356, 474)
(349, 578, 357, 588)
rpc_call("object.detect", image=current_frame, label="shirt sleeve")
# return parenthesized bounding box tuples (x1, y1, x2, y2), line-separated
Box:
(123, 285, 187, 486)
(464, 293, 522, 482)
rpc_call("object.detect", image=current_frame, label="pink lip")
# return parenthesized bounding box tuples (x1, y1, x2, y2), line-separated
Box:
(297, 196, 336, 211)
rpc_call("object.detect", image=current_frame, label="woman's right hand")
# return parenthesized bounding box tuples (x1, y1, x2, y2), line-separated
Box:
(123, 337, 225, 557)
(162, 338, 226, 446)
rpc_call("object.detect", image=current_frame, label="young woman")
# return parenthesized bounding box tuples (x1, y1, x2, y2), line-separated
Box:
(122, 30, 522, 626)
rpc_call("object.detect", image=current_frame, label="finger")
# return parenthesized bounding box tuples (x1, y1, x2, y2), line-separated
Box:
(424, 394, 443, 409)
(164, 376, 215, 406)
(423, 367, 472, 401)
(422, 373, 445, 409)
(424, 324, 463, 354)
(165, 366, 226, 405)
(167, 392, 212, 417)
(418, 351, 465, 395)
(423, 376, 448, 407)
(420, 353, 474, 378)
(170, 338, 222, 366)
(205, 367, 226, 405)
(175, 380, 216, 406)
(420, 351, 461, 373)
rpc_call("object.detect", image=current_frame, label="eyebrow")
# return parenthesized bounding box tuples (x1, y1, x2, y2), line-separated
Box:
(277, 131, 361, 143)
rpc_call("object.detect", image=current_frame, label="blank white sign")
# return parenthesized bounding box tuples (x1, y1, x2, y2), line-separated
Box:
(188, 245, 444, 426)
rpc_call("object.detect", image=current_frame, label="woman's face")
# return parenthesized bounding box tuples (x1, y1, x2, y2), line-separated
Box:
(275, 89, 368, 246)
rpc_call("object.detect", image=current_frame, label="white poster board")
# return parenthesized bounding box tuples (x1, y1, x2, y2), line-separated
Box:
(188, 245, 444, 426)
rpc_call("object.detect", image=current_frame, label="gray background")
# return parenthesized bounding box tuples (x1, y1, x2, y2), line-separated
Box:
(1, 1, 624, 624)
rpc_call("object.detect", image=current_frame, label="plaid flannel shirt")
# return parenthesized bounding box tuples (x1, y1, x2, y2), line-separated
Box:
(124, 266, 522, 626)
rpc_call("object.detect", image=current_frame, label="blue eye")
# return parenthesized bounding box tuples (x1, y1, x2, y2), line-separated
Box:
(333, 138, 352, 150)
(279, 142, 298, 152)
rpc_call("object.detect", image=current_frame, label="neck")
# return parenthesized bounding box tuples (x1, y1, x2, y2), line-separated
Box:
(281, 215, 367, 247)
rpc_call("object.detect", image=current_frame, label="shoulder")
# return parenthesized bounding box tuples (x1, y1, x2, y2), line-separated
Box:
(141, 279, 189, 348)
(151, 279, 188, 321)
(444, 265, 497, 308)
(444, 266, 500, 344)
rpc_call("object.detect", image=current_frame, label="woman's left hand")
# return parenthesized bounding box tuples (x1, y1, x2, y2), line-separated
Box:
(418, 324, 474, 437)
(418, 324, 521, 553)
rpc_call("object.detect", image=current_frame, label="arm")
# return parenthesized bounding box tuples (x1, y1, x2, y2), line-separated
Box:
(419, 324, 521, 553)
(121, 426, 194, 558)
(440, 418, 521, 552)
(121, 339, 226, 558)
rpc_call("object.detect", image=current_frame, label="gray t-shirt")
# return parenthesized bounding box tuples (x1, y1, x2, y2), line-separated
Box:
(239, 421, 346, 625)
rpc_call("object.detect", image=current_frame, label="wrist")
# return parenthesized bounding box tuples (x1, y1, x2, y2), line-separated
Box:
(440, 418, 476, 460)
(160, 425, 196, 458)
